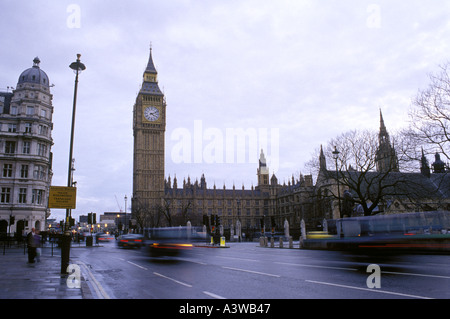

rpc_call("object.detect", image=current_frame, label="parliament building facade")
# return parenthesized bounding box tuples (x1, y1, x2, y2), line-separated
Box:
(131, 50, 316, 237)
(131, 49, 450, 237)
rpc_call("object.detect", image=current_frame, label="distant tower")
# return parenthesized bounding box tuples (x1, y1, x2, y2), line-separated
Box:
(319, 145, 327, 172)
(0, 57, 54, 234)
(256, 149, 269, 190)
(432, 153, 446, 173)
(132, 48, 166, 221)
(375, 110, 399, 173)
(420, 148, 431, 178)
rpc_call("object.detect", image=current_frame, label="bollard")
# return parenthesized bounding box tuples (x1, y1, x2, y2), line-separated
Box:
(289, 236, 293, 248)
(86, 236, 93, 247)
(60, 232, 72, 275)
(270, 237, 274, 248)
(259, 236, 267, 247)
(220, 237, 226, 247)
(279, 238, 283, 248)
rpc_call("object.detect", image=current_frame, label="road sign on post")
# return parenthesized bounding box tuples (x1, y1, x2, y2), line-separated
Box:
(48, 186, 77, 209)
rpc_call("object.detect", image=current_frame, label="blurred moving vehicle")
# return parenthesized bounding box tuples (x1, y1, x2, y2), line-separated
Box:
(117, 234, 144, 248)
(305, 211, 450, 254)
(145, 227, 205, 257)
(96, 233, 114, 243)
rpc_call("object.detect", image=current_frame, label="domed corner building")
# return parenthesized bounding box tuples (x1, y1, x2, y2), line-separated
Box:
(0, 57, 54, 239)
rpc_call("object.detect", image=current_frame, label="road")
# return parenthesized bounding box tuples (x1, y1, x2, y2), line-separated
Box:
(70, 240, 449, 300)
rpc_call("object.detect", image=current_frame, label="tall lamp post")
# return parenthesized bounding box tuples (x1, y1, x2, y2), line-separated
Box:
(332, 146, 343, 238)
(61, 54, 86, 275)
(124, 195, 127, 233)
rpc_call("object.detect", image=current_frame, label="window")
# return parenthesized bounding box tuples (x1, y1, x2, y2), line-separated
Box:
(10, 106, 17, 115)
(38, 125, 48, 136)
(25, 123, 32, 133)
(3, 164, 12, 177)
(37, 143, 47, 157)
(23, 141, 30, 154)
(8, 124, 17, 132)
(32, 189, 44, 205)
(20, 165, 28, 178)
(34, 165, 46, 180)
(1, 188, 11, 203)
(19, 188, 27, 203)
(40, 109, 46, 118)
(5, 141, 15, 154)
(26, 106, 34, 115)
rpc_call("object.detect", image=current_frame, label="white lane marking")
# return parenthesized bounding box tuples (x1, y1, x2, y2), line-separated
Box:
(275, 261, 357, 271)
(382, 271, 450, 280)
(218, 256, 260, 262)
(306, 280, 433, 299)
(153, 272, 193, 288)
(222, 266, 280, 278)
(127, 261, 148, 270)
(203, 291, 227, 299)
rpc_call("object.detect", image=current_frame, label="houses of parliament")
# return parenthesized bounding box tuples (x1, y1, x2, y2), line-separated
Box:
(132, 49, 317, 235)
(132, 49, 450, 236)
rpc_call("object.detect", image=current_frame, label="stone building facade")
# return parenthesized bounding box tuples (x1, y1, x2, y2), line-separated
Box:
(131, 50, 316, 234)
(132, 49, 449, 236)
(0, 57, 54, 236)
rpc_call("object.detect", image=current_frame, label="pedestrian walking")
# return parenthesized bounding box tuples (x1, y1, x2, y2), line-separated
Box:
(27, 228, 37, 263)
(34, 230, 42, 262)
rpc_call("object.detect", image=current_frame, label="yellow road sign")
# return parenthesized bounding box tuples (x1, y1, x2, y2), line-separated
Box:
(48, 186, 77, 209)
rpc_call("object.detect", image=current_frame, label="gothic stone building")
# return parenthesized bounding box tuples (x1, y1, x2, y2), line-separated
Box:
(132, 50, 315, 236)
(132, 50, 449, 236)
(0, 57, 54, 236)
(315, 111, 450, 220)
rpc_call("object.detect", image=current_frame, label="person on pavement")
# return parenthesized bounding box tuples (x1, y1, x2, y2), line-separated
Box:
(27, 228, 37, 263)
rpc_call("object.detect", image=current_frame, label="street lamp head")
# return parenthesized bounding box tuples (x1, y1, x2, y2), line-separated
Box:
(332, 146, 340, 160)
(69, 54, 86, 73)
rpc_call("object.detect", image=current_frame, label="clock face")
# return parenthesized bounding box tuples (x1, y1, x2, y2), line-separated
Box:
(144, 106, 160, 122)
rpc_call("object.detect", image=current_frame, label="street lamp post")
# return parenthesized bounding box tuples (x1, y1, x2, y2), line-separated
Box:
(332, 146, 343, 238)
(124, 195, 127, 233)
(61, 54, 86, 275)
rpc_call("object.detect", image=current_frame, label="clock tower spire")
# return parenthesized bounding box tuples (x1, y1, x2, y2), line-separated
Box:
(132, 48, 166, 225)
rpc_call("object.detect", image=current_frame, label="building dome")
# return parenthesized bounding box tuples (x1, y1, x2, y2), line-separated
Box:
(17, 57, 50, 87)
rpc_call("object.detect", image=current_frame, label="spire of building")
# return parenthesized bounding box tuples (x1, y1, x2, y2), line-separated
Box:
(420, 148, 431, 178)
(145, 45, 158, 75)
(319, 145, 327, 171)
(376, 110, 399, 173)
(140, 46, 163, 95)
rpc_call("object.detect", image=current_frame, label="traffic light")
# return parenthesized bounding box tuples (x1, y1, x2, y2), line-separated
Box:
(87, 212, 97, 224)
(271, 216, 275, 234)
(216, 215, 220, 226)
(203, 215, 209, 227)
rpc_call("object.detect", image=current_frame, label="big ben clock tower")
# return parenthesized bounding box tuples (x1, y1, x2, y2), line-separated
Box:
(132, 48, 166, 223)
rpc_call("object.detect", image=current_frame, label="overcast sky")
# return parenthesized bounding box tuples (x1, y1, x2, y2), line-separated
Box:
(1, 0, 450, 221)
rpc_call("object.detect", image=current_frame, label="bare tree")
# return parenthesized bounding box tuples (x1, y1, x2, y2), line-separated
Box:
(132, 198, 161, 231)
(407, 62, 450, 162)
(309, 130, 433, 217)
(160, 198, 194, 227)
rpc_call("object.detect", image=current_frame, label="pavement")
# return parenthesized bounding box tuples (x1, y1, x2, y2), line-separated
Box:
(0, 242, 92, 299)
